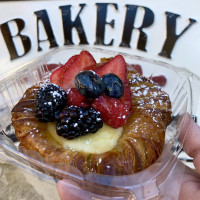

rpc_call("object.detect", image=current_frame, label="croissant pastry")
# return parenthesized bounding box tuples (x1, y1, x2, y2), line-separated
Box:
(11, 58, 171, 176)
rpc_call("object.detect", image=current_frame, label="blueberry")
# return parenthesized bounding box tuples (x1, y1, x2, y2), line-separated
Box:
(75, 70, 104, 99)
(102, 73, 124, 99)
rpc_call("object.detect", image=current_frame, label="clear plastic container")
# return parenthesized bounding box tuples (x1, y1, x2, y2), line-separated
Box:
(0, 46, 199, 200)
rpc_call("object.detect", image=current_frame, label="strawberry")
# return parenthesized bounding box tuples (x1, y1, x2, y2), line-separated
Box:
(67, 88, 91, 108)
(92, 95, 130, 128)
(61, 51, 96, 91)
(88, 55, 132, 113)
(50, 55, 78, 85)
(60, 55, 79, 83)
(96, 55, 132, 111)
(94, 55, 127, 84)
(120, 84, 132, 112)
(50, 65, 63, 85)
(50, 51, 96, 90)
(84, 62, 104, 72)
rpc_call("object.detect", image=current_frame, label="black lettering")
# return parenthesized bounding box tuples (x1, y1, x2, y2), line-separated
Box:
(159, 12, 196, 58)
(60, 4, 89, 45)
(94, 3, 118, 46)
(120, 5, 154, 51)
(0, 18, 31, 60)
(34, 10, 58, 51)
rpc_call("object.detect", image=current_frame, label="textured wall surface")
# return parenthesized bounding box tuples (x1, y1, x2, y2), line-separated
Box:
(0, 163, 60, 200)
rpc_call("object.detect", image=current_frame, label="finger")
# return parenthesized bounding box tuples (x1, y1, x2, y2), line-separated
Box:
(175, 162, 200, 200)
(181, 118, 200, 157)
(57, 180, 91, 200)
(179, 114, 200, 172)
(193, 153, 200, 174)
(179, 168, 200, 200)
(179, 181, 200, 200)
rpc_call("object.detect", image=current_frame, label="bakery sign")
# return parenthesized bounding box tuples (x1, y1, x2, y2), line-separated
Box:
(0, 0, 199, 77)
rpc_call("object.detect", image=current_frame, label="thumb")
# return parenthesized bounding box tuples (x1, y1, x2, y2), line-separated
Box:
(178, 165, 200, 200)
(57, 180, 91, 200)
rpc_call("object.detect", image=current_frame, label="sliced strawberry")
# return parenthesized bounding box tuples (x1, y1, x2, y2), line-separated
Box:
(50, 55, 78, 86)
(94, 55, 127, 84)
(59, 55, 79, 84)
(120, 85, 132, 112)
(92, 95, 130, 128)
(84, 62, 104, 72)
(50, 65, 63, 85)
(129, 64, 143, 75)
(61, 51, 96, 91)
(88, 55, 132, 113)
(67, 88, 91, 108)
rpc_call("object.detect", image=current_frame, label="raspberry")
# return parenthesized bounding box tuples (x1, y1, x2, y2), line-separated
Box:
(129, 64, 143, 75)
(67, 88, 91, 108)
(149, 75, 167, 87)
(92, 95, 130, 128)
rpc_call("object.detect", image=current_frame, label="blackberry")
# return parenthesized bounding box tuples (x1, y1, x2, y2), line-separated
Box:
(35, 83, 67, 122)
(57, 106, 103, 139)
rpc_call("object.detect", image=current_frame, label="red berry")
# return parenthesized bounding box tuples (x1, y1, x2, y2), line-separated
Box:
(120, 84, 132, 112)
(50, 51, 96, 91)
(92, 95, 130, 128)
(129, 64, 143, 75)
(89, 55, 133, 113)
(50, 55, 78, 85)
(149, 75, 167, 87)
(94, 55, 127, 84)
(60, 55, 79, 83)
(84, 62, 104, 72)
(61, 51, 96, 91)
(50, 66, 63, 85)
(67, 88, 91, 108)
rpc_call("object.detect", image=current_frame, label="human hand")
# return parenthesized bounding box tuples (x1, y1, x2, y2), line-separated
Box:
(57, 180, 92, 200)
(178, 115, 200, 200)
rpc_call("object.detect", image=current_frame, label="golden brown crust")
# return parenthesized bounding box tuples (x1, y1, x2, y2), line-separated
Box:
(11, 70, 171, 175)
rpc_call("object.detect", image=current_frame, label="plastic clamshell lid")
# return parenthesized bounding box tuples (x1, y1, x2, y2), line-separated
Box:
(0, 46, 199, 200)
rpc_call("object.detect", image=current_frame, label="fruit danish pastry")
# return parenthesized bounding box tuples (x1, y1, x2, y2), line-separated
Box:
(11, 51, 172, 175)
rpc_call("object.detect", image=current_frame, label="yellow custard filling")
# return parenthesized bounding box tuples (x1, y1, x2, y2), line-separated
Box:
(47, 122, 122, 154)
